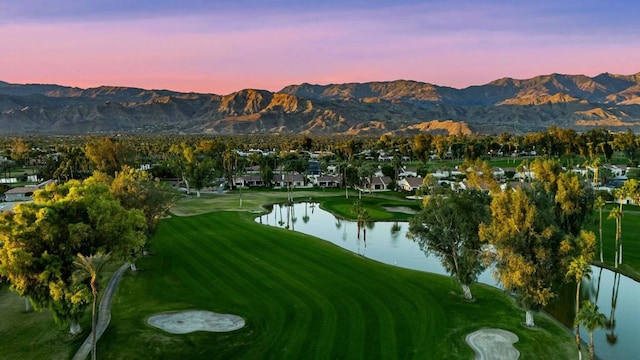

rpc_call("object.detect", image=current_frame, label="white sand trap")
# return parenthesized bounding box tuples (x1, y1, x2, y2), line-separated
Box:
(382, 206, 416, 214)
(465, 328, 520, 360)
(148, 310, 245, 334)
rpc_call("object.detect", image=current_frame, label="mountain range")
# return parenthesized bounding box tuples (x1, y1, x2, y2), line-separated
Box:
(1, 72, 640, 136)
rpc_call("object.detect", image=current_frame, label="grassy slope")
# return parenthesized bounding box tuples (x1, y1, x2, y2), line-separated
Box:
(0, 290, 87, 360)
(0, 258, 126, 360)
(99, 211, 575, 359)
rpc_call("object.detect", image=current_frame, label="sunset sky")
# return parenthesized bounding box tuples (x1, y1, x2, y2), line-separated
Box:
(1, 0, 639, 95)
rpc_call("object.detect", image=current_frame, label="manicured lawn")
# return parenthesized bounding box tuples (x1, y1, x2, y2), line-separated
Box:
(320, 195, 420, 221)
(587, 205, 640, 280)
(98, 211, 576, 359)
(0, 290, 87, 360)
(171, 188, 355, 216)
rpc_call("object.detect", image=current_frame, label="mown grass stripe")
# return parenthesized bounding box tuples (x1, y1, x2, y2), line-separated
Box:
(96, 211, 577, 360)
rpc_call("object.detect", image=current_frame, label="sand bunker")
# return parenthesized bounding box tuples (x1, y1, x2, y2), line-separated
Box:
(465, 328, 520, 360)
(148, 310, 245, 334)
(382, 206, 416, 214)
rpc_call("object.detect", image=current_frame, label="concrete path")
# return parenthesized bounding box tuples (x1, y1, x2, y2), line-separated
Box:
(465, 328, 520, 360)
(72, 263, 130, 360)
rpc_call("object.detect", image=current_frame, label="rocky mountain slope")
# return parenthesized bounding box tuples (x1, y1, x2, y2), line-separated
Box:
(1, 72, 640, 135)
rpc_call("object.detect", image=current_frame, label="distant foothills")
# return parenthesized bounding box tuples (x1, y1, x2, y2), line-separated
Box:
(1, 72, 640, 136)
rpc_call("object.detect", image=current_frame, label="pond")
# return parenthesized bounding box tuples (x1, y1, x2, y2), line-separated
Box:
(256, 202, 639, 360)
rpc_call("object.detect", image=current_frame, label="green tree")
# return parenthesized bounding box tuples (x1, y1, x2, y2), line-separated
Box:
(108, 167, 177, 237)
(412, 133, 433, 163)
(613, 129, 638, 163)
(74, 252, 110, 360)
(575, 301, 606, 360)
(85, 137, 135, 176)
(554, 171, 594, 236)
(0, 179, 146, 333)
(479, 187, 564, 327)
(222, 149, 237, 190)
(171, 144, 216, 196)
(10, 138, 30, 166)
(409, 189, 491, 300)
(530, 158, 563, 193)
(260, 162, 273, 187)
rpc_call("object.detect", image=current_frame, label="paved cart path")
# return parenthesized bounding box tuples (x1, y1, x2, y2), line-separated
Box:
(72, 263, 130, 360)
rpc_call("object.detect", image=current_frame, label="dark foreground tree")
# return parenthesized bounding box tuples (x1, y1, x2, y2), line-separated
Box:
(409, 189, 491, 300)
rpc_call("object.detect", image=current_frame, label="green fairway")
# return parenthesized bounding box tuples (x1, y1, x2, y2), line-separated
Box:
(587, 206, 640, 280)
(98, 211, 576, 359)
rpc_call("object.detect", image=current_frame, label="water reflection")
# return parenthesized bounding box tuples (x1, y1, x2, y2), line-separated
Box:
(257, 202, 496, 283)
(257, 202, 638, 360)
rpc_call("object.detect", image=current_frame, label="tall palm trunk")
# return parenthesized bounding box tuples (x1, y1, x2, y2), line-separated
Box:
(588, 331, 595, 360)
(575, 280, 582, 360)
(91, 285, 98, 360)
(598, 207, 603, 262)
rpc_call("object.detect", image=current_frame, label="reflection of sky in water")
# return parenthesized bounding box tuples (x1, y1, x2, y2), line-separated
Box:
(257, 202, 638, 360)
(257, 202, 498, 285)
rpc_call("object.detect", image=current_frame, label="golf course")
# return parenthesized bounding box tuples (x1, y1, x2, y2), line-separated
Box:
(88, 191, 577, 359)
(0, 189, 593, 359)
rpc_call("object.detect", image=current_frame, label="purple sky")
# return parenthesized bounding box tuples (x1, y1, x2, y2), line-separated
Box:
(1, 1, 639, 95)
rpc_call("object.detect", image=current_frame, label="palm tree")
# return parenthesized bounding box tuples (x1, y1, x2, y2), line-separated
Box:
(575, 300, 606, 360)
(608, 188, 624, 268)
(594, 196, 605, 262)
(74, 252, 111, 360)
(566, 254, 592, 360)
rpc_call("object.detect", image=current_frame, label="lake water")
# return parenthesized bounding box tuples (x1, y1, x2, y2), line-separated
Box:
(256, 202, 639, 360)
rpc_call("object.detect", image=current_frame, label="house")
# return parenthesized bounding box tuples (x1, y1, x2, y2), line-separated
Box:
(233, 175, 264, 188)
(458, 179, 493, 193)
(603, 164, 628, 178)
(315, 175, 341, 188)
(397, 177, 424, 192)
(513, 167, 535, 181)
(431, 170, 451, 179)
(501, 181, 533, 192)
(363, 176, 392, 192)
(273, 173, 306, 188)
(492, 167, 506, 179)
(245, 165, 261, 173)
(326, 165, 339, 175)
(398, 166, 418, 178)
(3, 179, 55, 202)
(377, 152, 394, 162)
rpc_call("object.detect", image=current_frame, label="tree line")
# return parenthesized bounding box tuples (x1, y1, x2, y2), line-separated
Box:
(407, 157, 639, 360)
